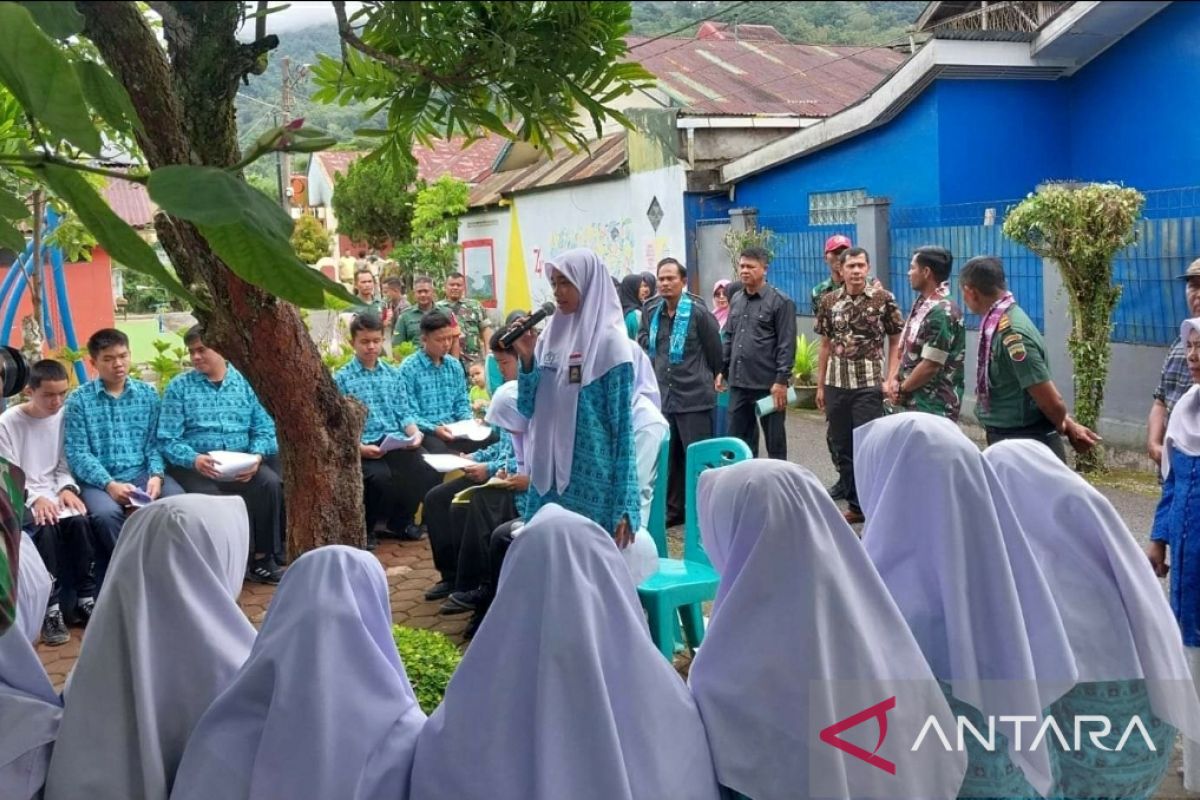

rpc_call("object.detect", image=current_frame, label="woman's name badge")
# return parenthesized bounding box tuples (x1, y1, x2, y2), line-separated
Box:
(568, 352, 583, 384)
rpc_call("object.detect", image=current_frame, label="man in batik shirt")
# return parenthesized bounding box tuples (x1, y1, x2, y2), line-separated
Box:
(888, 246, 966, 420)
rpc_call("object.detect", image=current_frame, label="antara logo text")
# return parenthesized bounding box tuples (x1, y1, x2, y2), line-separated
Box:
(820, 697, 1157, 774)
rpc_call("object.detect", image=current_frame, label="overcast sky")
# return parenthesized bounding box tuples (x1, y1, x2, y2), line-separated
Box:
(236, 1, 362, 39)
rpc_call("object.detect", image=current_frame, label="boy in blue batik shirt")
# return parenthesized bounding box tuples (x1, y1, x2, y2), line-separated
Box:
(65, 328, 184, 584)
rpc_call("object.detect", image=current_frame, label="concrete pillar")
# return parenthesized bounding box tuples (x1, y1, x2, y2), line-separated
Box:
(728, 207, 758, 232)
(856, 197, 891, 292)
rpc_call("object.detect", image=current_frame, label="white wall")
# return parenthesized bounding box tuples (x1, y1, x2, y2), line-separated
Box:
(457, 164, 687, 311)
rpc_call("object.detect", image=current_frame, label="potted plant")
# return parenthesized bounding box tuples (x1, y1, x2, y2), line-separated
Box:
(791, 333, 821, 409)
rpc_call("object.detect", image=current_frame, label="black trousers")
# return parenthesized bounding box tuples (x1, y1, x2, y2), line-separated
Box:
(480, 518, 523, 618)
(455, 487, 519, 592)
(727, 386, 787, 460)
(666, 410, 713, 523)
(424, 475, 479, 583)
(170, 455, 284, 559)
(362, 449, 438, 537)
(25, 513, 97, 607)
(985, 419, 1068, 463)
(824, 385, 884, 514)
(421, 435, 491, 456)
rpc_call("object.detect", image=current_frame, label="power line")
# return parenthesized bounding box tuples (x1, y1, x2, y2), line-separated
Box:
(628, 1, 752, 49)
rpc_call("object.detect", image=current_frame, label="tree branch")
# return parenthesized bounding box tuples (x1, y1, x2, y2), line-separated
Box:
(0, 152, 149, 183)
(332, 0, 457, 86)
(254, 0, 268, 42)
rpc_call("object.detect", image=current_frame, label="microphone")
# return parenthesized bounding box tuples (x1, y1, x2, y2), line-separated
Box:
(499, 301, 556, 348)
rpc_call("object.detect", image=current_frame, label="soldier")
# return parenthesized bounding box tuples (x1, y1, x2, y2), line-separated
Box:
(960, 256, 1099, 460)
(811, 234, 851, 316)
(393, 275, 441, 349)
(441, 272, 490, 365)
(887, 246, 966, 420)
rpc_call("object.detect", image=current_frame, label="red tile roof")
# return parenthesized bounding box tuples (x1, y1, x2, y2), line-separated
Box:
(468, 132, 626, 209)
(102, 178, 156, 228)
(625, 35, 909, 117)
(314, 134, 507, 186)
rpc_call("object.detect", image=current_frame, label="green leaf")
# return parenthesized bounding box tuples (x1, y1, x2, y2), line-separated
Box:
(0, 5, 102, 154)
(148, 165, 292, 239)
(73, 59, 142, 135)
(17, 1, 84, 39)
(38, 164, 196, 304)
(0, 187, 28, 220)
(0, 218, 23, 251)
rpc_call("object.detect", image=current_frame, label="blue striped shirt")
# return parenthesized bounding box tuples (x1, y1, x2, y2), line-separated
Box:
(396, 351, 471, 432)
(334, 357, 416, 445)
(473, 430, 514, 477)
(158, 367, 277, 468)
(65, 377, 164, 487)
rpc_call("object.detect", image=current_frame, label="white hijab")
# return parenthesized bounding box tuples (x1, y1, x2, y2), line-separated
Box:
(485, 381, 526, 471)
(171, 546, 426, 800)
(688, 460, 965, 800)
(854, 413, 1077, 796)
(986, 438, 1200, 739)
(44, 495, 256, 800)
(628, 340, 664, 432)
(527, 248, 633, 494)
(410, 504, 721, 800)
(1163, 317, 1200, 479)
(0, 535, 59, 800)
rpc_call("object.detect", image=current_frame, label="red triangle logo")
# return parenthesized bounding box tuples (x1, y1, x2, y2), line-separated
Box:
(818, 696, 897, 775)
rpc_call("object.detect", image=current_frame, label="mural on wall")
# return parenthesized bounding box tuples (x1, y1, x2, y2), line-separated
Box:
(546, 219, 636, 275)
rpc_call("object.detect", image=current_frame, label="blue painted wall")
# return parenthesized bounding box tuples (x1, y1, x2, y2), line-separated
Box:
(733, 89, 942, 226)
(1069, 1, 1200, 194)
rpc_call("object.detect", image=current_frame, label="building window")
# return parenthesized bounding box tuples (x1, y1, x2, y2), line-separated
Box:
(809, 189, 867, 226)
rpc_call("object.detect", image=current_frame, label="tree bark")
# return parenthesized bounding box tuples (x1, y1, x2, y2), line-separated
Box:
(78, 1, 366, 553)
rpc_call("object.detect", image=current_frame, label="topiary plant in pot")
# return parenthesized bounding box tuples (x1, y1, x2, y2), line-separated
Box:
(791, 333, 821, 409)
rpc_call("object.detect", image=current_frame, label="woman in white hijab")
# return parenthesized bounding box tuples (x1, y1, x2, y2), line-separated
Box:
(44, 495, 256, 800)
(410, 504, 721, 800)
(171, 546, 426, 800)
(688, 460, 965, 800)
(0, 535, 58, 800)
(987, 438, 1200, 799)
(854, 413, 1077, 800)
(508, 248, 641, 549)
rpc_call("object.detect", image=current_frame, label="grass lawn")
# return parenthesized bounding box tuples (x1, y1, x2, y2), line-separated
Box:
(117, 316, 180, 366)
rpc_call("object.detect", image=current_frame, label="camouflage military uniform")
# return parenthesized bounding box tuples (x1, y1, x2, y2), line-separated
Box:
(0, 458, 26, 635)
(810, 277, 842, 317)
(895, 292, 966, 420)
(441, 298, 488, 359)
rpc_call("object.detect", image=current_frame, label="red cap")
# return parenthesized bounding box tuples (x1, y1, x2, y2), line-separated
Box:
(824, 234, 852, 254)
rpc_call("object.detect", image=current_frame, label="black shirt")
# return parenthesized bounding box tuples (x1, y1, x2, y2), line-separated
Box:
(722, 283, 797, 389)
(637, 297, 724, 414)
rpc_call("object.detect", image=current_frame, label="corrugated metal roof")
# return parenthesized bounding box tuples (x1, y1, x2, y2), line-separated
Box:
(468, 132, 627, 209)
(103, 178, 156, 229)
(696, 21, 791, 44)
(626, 35, 909, 117)
(313, 133, 507, 185)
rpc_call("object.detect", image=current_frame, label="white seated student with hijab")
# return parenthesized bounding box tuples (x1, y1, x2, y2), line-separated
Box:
(987, 439, 1200, 800)
(410, 504, 721, 800)
(854, 413, 1078, 800)
(172, 546, 426, 800)
(44, 495, 256, 800)
(0, 534, 59, 800)
(688, 460, 965, 800)
(627, 339, 666, 586)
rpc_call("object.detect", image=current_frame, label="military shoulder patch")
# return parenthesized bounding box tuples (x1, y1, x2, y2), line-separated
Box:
(997, 314, 1012, 331)
(1006, 339, 1027, 362)
(1001, 333, 1022, 347)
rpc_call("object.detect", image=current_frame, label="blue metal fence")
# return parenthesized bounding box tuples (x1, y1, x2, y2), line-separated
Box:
(757, 214, 853, 315)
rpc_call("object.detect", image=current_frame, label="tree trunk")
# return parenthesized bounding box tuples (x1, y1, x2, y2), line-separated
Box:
(79, 1, 366, 553)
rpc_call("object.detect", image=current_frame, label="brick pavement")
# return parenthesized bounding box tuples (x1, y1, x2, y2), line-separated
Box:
(36, 537, 466, 690)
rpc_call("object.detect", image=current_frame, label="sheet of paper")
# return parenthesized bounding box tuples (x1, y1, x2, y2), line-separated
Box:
(379, 432, 421, 453)
(209, 451, 261, 480)
(444, 420, 492, 442)
(422, 453, 479, 473)
(128, 488, 154, 508)
(56, 507, 82, 520)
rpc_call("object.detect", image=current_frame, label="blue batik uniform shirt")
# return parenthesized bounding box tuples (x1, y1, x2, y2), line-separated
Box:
(158, 366, 278, 468)
(396, 351, 472, 432)
(65, 377, 165, 487)
(334, 357, 416, 445)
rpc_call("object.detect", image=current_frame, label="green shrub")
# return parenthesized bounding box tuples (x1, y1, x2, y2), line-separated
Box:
(391, 340, 418, 363)
(792, 333, 821, 385)
(393, 625, 462, 713)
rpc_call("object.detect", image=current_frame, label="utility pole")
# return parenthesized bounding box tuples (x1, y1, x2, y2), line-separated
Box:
(277, 56, 294, 213)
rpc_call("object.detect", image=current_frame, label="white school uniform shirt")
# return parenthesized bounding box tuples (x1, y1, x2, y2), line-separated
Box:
(44, 495, 256, 800)
(410, 504, 721, 800)
(0, 405, 75, 507)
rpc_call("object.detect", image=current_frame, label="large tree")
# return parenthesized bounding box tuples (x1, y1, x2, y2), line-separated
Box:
(0, 0, 650, 553)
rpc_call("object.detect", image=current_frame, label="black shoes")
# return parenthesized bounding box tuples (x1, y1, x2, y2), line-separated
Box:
(247, 556, 284, 585)
(424, 580, 453, 601)
(828, 481, 848, 501)
(41, 608, 69, 646)
(440, 588, 484, 616)
(75, 597, 96, 627)
(403, 523, 427, 541)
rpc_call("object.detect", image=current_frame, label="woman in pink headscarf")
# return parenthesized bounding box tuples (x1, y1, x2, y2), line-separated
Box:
(711, 280, 731, 331)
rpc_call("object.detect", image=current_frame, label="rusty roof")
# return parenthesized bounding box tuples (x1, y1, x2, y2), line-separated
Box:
(103, 178, 156, 228)
(314, 134, 506, 186)
(696, 21, 791, 43)
(467, 132, 627, 209)
(626, 35, 909, 117)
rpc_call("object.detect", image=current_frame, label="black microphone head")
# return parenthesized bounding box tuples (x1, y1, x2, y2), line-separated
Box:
(539, 300, 556, 317)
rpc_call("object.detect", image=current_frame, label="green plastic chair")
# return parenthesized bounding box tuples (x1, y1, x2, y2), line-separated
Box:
(647, 430, 670, 557)
(638, 436, 752, 659)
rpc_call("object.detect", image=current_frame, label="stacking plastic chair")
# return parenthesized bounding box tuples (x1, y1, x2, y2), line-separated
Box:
(637, 436, 752, 658)
(646, 431, 670, 557)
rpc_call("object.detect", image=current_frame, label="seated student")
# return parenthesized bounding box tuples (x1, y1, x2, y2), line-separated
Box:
(334, 313, 434, 547)
(0, 533, 60, 800)
(63, 328, 183, 584)
(159, 326, 286, 584)
(43, 495, 257, 800)
(0, 360, 97, 645)
(172, 546, 427, 800)
(396, 310, 485, 456)
(409, 505, 722, 800)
